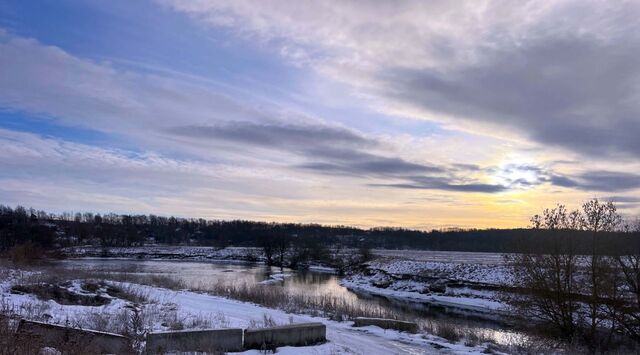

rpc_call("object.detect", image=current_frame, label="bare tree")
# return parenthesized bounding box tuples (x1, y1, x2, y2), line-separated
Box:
(260, 233, 290, 269)
(612, 219, 640, 342)
(505, 204, 580, 340)
(261, 235, 275, 266)
(275, 234, 291, 271)
(507, 199, 635, 351)
(580, 199, 622, 349)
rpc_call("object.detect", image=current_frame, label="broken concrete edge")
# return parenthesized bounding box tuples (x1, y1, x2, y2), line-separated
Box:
(243, 322, 327, 349)
(146, 327, 242, 335)
(244, 322, 326, 332)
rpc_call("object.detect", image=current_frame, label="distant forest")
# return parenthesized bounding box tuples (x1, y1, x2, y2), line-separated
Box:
(1, 204, 639, 254)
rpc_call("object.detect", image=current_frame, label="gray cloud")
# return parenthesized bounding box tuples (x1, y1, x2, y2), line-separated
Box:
(0, 29, 517, 195)
(379, 35, 640, 158)
(168, 121, 640, 194)
(608, 196, 640, 204)
(168, 121, 446, 178)
(547, 175, 579, 188)
(575, 171, 640, 192)
(607, 196, 640, 211)
(374, 178, 507, 193)
(168, 121, 376, 151)
(541, 170, 640, 192)
(3, 7, 639, 204)
(167, 121, 512, 192)
(167, 1, 640, 160)
(297, 153, 442, 176)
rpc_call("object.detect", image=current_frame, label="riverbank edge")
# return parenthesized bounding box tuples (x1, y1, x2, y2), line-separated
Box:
(60, 245, 512, 319)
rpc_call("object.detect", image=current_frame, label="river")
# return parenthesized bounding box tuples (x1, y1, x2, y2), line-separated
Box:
(58, 258, 528, 347)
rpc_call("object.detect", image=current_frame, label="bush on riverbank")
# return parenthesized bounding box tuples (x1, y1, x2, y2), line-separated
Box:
(7, 242, 45, 265)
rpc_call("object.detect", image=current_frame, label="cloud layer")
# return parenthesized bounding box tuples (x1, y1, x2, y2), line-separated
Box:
(0, 1, 639, 227)
(163, 0, 640, 158)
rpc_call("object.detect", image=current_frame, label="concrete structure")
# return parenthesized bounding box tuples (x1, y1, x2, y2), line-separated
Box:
(353, 317, 418, 333)
(145, 328, 243, 354)
(243, 322, 326, 350)
(15, 319, 329, 353)
(16, 319, 131, 354)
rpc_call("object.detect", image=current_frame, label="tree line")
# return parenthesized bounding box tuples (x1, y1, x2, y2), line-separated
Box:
(1, 203, 639, 255)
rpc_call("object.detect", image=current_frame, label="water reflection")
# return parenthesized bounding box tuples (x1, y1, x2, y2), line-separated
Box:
(60, 259, 527, 346)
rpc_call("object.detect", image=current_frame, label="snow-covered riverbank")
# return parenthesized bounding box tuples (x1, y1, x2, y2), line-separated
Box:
(342, 257, 512, 314)
(62, 246, 514, 315)
(62, 245, 263, 262)
(0, 267, 495, 354)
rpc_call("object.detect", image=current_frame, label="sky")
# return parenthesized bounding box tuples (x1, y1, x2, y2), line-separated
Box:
(0, 0, 639, 229)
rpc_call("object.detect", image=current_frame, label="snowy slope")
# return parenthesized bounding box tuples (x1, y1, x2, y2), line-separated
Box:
(133, 284, 493, 355)
(1, 272, 491, 354)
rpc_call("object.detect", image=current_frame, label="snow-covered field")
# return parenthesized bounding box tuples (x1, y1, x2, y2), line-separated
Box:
(0, 267, 496, 354)
(342, 255, 513, 314)
(62, 246, 262, 262)
(363, 258, 512, 285)
(373, 250, 506, 265)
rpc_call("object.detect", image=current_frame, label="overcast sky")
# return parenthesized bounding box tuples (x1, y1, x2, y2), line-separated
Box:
(1, 0, 639, 229)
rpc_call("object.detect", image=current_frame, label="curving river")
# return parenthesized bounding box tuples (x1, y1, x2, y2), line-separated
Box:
(58, 258, 529, 347)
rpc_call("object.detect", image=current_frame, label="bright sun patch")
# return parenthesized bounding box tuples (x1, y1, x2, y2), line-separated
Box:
(491, 160, 542, 190)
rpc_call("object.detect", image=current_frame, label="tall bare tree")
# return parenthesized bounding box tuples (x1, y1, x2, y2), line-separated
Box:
(580, 199, 621, 349)
(612, 219, 640, 341)
(506, 199, 627, 350)
(506, 204, 580, 340)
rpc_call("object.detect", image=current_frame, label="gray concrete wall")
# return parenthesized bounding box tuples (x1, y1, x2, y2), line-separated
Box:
(16, 319, 131, 354)
(243, 322, 326, 349)
(353, 317, 418, 333)
(145, 328, 243, 354)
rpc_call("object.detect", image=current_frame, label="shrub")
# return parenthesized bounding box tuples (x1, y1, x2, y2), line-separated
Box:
(9, 242, 45, 265)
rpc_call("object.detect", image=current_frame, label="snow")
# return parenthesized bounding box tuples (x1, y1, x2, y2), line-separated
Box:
(1, 268, 493, 354)
(340, 256, 512, 314)
(62, 246, 262, 262)
(307, 265, 338, 274)
(134, 284, 492, 354)
(373, 250, 505, 265)
(367, 258, 512, 286)
(258, 272, 292, 284)
(341, 276, 506, 313)
(1, 283, 129, 328)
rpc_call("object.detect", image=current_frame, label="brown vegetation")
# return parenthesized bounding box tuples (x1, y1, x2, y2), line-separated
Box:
(506, 199, 640, 353)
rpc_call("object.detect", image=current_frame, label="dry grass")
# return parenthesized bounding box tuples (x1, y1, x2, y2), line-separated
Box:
(200, 281, 400, 322)
(0, 298, 130, 354)
(6, 264, 396, 323)
(248, 313, 279, 329)
(420, 320, 465, 343)
(104, 282, 150, 304)
(0, 297, 235, 354)
(6, 263, 583, 353)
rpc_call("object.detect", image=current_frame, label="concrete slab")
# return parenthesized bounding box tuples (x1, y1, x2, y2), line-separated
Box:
(243, 322, 326, 350)
(145, 328, 243, 354)
(16, 319, 131, 354)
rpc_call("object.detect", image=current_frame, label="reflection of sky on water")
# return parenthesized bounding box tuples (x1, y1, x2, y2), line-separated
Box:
(59, 259, 528, 346)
